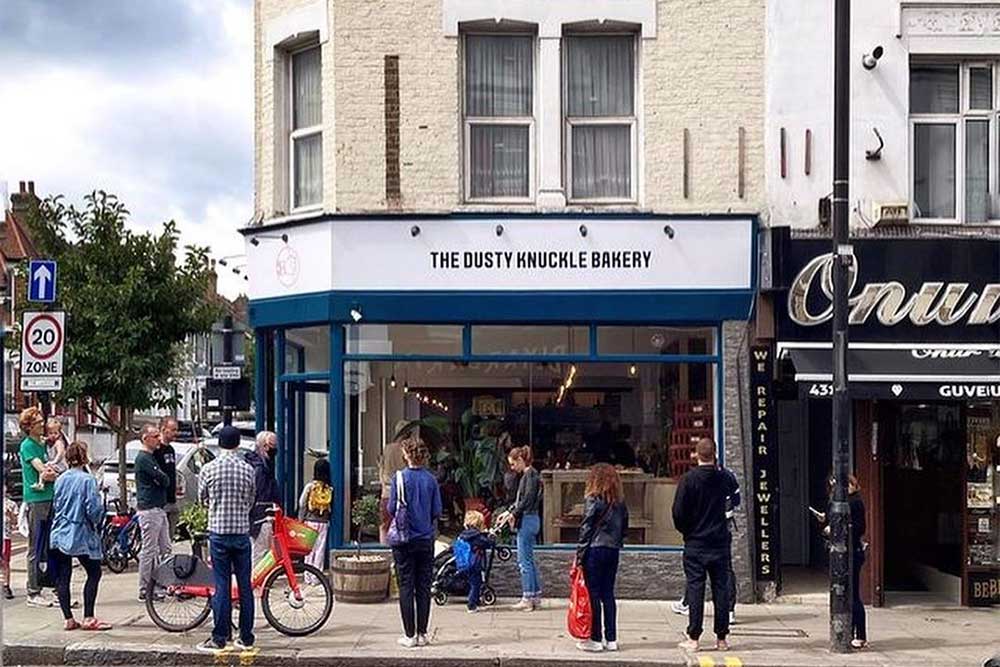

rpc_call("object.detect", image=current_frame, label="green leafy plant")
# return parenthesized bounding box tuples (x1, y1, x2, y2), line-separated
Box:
(436, 413, 505, 498)
(351, 494, 380, 541)
(178, 503, 209, 536)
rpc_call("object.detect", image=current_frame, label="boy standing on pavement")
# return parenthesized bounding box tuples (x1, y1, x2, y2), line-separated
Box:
(135, 424, 172, 601)
(154, 417, 179, 540)
(197, 426, 256, 653)
(672, 438, 738, 652)
(19, 407, 57, 607)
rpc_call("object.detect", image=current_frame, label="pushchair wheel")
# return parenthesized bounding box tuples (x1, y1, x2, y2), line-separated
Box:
(495, 546, 512, 562)
(480, 586, 497, 607)
(433, 591, 448, 606)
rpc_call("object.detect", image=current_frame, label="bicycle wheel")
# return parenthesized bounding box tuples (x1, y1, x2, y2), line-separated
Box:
(145, 562, 212, 633)
(495, 546, 512, 562)
(106, 546, 128, 574)
(261, 562, 333, 637)
(127, 522, 142, 561)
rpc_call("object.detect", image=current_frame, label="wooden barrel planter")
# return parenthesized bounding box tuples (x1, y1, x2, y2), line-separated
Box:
(332, 553, 391, 603)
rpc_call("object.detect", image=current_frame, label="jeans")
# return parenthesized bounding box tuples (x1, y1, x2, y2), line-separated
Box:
(682, 546, 731, 641)
(516, 513, 542, 599)
(392, 538, 434, 638)
(50, 550, 102, 620)
(26, 501, 51, 595)
(682, 560, 737, 612)
(466, 560, 483, 610)
(209, 533, 255, 648)
(137, 508, 172, 596)
(583, 546, 620, 643)
(852, 549, 867, 642)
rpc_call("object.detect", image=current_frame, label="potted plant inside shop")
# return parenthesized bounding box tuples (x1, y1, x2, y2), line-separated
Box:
(331, 494, 391, 603)
(436, 412, 505, 524)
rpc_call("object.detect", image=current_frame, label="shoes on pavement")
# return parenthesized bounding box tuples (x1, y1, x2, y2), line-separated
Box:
(576, 640, 604, 652)
(511, 598, 532, 611)
(397, 635, 417, 648)
(531, 597, 542, 610)
(3, 585, 13, 600)
(851, 639, 868, 650)
(467, 607, 479, 613)
(677, 638, 699, 651)
(26, 594, 53, 608)
(416, 634, 429, 646)
(196, 639, 226, 653)
(716, 639, 730, 651)
(603, 640, 619, 651)
(670, 599, 689, 616)
(234, 638, 254, 651)
(729, 611, 737, 625)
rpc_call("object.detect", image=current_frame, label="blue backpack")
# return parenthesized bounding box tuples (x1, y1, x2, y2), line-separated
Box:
(453, 537, 475, 572)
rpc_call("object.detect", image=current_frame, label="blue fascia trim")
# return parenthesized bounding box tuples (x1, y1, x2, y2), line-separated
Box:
(254, 330, 268, 433)
(249, 289, 756, 328)
(341, 353, 720, 364)
(328, 326, 346, 549)
(240, 211, 761, 236)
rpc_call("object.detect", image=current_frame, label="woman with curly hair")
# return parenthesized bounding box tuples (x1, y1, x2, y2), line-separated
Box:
(575, 463, 629, 653)
(388, 437, 442, 649)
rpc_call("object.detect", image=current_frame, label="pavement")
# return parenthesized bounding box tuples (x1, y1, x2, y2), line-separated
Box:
(1, 549, 998, 667)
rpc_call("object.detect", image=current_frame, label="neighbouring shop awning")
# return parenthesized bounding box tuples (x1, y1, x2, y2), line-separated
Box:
(781, 345, 1000, 400)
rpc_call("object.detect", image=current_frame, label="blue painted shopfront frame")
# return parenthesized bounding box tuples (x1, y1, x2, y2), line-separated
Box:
(246, 214, 758, 553)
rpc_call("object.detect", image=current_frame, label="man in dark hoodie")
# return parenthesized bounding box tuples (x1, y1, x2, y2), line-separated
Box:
(672, 438, 738, 652)
(246, 431, 281, 564)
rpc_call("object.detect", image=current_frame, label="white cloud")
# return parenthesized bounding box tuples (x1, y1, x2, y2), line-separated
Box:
(0, 0, 253, 299)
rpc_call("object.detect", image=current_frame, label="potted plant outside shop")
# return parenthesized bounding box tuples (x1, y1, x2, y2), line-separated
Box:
(331, 494, 391, 603)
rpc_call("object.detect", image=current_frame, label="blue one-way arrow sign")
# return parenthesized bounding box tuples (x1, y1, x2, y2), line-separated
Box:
(28, 259, 57, 303)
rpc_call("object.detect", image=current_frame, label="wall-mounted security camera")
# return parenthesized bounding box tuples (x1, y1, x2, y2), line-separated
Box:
(862, 45, 884, 71)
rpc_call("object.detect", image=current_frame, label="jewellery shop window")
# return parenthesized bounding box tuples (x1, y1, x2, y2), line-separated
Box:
(344, 358, 717, 546)
(965, 407, 1000, 591)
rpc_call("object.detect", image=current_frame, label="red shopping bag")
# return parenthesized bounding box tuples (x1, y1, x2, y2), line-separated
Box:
(567, 563, 592, 640)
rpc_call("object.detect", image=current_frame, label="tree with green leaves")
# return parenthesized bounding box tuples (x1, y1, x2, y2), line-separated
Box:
(15, 191, 220, 499)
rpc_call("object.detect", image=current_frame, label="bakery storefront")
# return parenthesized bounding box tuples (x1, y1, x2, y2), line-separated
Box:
(244, 213, 757, 598)
(769, 234, 1000, 607)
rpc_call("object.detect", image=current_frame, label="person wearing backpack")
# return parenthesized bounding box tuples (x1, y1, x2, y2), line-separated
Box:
(298, 458, 332, 580)
(455, 510, 492, 612)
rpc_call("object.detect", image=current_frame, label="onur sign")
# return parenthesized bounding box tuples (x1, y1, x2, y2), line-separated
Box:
(20, 311, 65, 392)
(788, 253, 1000, 328)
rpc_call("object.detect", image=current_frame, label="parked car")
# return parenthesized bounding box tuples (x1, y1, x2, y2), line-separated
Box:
(174, 420, 211, 444)
(99, 438, 252, 511)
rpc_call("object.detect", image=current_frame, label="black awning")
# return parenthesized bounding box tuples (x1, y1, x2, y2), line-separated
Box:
(783, 346, 1000, 400)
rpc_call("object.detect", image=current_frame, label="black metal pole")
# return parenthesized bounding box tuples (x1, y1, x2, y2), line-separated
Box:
(222, 315, 233, 427)
(830, 0, 853, 653)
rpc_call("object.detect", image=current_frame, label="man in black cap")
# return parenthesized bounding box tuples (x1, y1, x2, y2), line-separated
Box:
(196, 425, 256, 653)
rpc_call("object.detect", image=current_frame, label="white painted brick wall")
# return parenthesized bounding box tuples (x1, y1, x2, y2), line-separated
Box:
(255, 0, 764, 218)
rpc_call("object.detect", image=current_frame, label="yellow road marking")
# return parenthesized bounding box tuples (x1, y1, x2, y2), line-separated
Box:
(724, 657, 743, 667)
(698, 657, 716, 667)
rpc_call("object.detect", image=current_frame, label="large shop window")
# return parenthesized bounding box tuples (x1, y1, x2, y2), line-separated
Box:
(285, 325, 331, 372)
(463, 33, 535, 202)
(290, 45, 323, 210)
(345, 353, 717, 547)
(910, 62, 1000, 223)
(565, 34, 637, 202)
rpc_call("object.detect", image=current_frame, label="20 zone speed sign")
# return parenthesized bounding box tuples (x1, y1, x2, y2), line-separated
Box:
(20, 311, 66, 391)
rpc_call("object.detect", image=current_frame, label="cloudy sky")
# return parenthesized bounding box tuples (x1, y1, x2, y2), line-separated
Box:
(0, 0, 253, 298)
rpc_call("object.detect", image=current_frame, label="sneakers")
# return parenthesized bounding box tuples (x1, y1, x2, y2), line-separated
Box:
(531, 597, 542, 610)
(729, 611, 737, 625)
(677, 637, 699, 651)
(26, 593, 53, 608)
(670, 599, 689, 616)
(195, 639, 225, 653)
(397, 635, 417, 649)
(576, 640, 604, 652)
(511, 598, 533, 611)
(467, 607, 479, 613)
(234, 638, 255, 651)
(416, 634, 429, 646)
(603, 640, 619, 651)
(3, 585, 13, 600)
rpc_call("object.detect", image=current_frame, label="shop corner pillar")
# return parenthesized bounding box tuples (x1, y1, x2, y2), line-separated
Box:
(537, 34, 566, 208)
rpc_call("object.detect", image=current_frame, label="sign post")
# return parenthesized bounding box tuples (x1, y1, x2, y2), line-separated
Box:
(20, 311, 66, 393)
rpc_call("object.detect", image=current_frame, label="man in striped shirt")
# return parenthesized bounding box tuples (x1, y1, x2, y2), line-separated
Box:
(197, 426, 256, 653)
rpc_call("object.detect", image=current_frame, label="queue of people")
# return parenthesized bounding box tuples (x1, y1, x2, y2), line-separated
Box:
(4, 410, 871, 656)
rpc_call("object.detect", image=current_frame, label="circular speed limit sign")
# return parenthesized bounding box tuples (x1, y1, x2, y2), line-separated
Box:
(24, 313, 63, 360)
(20, 311, 66, 387)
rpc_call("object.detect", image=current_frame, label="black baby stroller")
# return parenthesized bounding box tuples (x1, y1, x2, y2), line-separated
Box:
(431, 526, 512, 607)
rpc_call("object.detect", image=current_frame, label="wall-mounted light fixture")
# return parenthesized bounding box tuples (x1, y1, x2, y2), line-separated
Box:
(249, 233, 288, 247)
(410, 225, 421, 238)
(495, 224, 504, 237)
(663, 225, 675, 239)
(350, 304, 363, 323)
(579, 225, 588, 238)
(862, 45, 883, 71)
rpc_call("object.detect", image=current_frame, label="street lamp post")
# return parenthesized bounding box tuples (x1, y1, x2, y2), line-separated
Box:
(830, 0, 853, 653)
